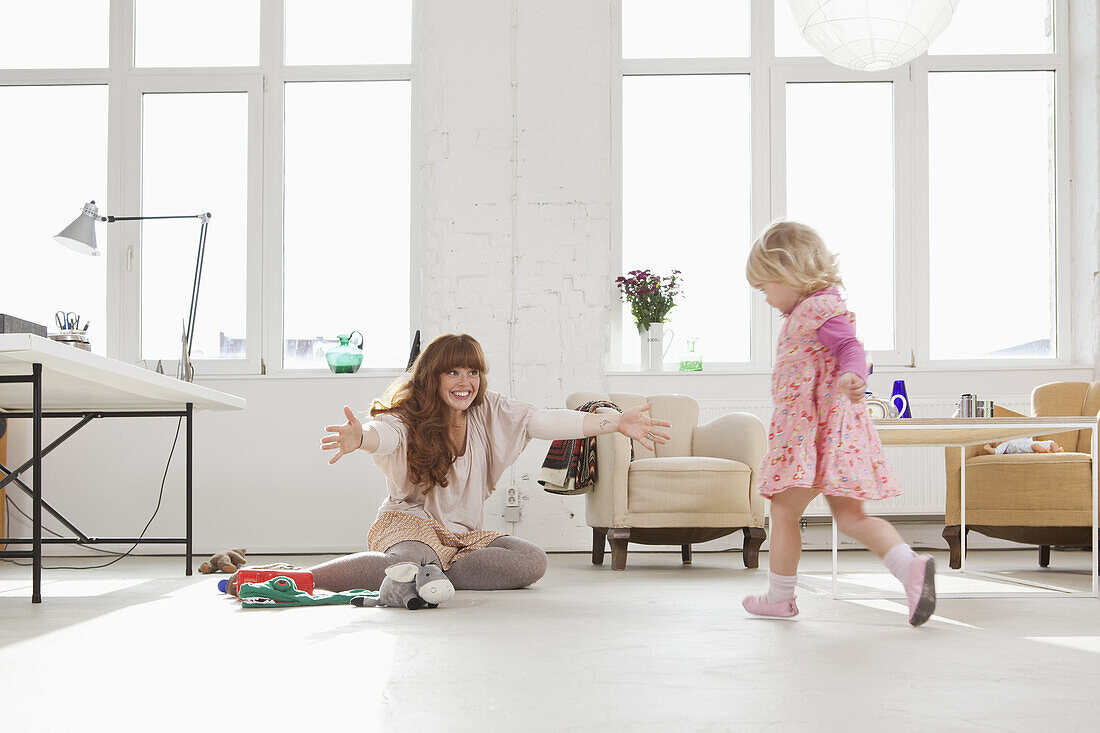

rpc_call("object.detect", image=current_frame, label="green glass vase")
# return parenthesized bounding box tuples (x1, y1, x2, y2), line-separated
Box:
(325, 331, 364, 374)
(678, 337, 703, 372)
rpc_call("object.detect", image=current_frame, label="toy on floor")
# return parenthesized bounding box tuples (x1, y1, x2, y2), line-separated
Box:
(238, 576, 377, 608)
(219, 561, 304, 594)
(198, 548, 247, 574)
(225, 568, 316, 596)
(982, 438, 1065, 455)
(350, 561, 455, 610)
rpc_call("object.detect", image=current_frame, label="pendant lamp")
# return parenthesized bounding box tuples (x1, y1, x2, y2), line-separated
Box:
(789, 0, 960, 71)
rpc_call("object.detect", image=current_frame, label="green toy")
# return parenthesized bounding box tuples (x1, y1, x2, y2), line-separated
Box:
(238, 576, 378, 608)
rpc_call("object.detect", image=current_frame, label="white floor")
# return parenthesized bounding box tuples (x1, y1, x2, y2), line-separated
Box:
(2, 548, 1099, 732)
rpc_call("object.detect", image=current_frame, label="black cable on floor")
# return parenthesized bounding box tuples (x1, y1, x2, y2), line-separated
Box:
(1, 416, 181, 570)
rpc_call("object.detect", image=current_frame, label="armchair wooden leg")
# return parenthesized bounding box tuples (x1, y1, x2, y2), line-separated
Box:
(681, 544, 692, 565)
(592, 528, 607, 566)
(608, 528, 630, 571)
(1039, 545, 1051, 568)
(742, 527, 766, 569)
(943, 525, 963, 570)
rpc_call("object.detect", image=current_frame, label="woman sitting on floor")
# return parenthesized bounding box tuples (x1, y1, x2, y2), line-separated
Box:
(297, 332, 669, 593)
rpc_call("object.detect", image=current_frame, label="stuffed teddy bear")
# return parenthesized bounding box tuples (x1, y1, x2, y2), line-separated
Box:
(351, 561, 455, 609)
(198, 548, 247, 574)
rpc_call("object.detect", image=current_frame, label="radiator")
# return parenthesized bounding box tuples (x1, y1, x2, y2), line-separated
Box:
(699, 396, 1031, 516)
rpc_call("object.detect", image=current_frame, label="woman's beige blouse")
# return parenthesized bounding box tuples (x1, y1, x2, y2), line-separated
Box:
(365, 390, 544, 535)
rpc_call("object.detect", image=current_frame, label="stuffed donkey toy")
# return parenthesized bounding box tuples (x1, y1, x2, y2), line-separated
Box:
(351, 561, 455, 609)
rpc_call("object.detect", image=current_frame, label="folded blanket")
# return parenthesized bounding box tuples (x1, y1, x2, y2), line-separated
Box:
(538, 400, 629, 495)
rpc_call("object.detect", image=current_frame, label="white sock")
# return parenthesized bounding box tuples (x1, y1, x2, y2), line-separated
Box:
(765, 571, 798, 603)
(884, 543, 917, 585)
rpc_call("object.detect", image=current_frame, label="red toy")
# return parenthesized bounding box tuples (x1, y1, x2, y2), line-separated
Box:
(230, 569, 315, 596)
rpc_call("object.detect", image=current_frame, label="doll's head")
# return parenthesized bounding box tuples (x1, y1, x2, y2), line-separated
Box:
(745, 220, 842, 298)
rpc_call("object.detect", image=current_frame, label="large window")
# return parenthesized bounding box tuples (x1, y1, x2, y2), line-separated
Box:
(283, 81, 411, 369)
(785, 82, 895, 352)
(619, 0, 1065, 369)
(928, 71, 1056, 359)
(621, 75, 752, 365)
(141, 92, 249, 361)
(0, 85, 108, 353)
(0, 1, 413, 374)
(0, 1, 109, 69)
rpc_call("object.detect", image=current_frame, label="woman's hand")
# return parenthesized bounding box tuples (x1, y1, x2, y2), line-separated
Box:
(618, 402, 672, 452)
(321, 405, 364, 465)
(838, 373, 866, 403)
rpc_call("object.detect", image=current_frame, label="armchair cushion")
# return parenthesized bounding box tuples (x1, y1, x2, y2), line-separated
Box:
(627, 456, 752, 515)
(959, 451, 1092, 525)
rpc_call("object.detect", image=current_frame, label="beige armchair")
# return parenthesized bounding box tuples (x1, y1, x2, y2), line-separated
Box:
(567, 392, 767, 570)
(943, 381, 1099, 569)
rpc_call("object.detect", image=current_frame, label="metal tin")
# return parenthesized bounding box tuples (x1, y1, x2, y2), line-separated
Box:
(48, 330, 91, 352)
(957, 393, 976, 418)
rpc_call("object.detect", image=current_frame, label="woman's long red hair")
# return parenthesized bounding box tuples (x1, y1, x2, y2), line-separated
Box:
(371, 334, 488, 491)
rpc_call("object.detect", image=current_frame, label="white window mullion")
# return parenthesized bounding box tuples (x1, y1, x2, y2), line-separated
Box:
(908, 60, 932, 369)
(260, 0, 285, 376)
(118, 77, 142, 364)
(893, 63, 916, 369)
(765, 64, 787, 363)
(750, 0, 773, 370)
(106, 0, 133, 360)
(609, 0, 625, 370)
(241, 72, 265, 376)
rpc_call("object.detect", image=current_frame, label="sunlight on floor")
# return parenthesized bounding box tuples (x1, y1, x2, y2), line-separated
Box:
(799, 571, 1071, 597)
(842, 599, 981, 628)
(0, 577, 151, 597)
(1024, 636, 1100, 655)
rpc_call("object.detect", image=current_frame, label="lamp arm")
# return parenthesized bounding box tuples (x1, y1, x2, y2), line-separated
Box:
(103, 214, 210, 222)
(185, 217, 210, 358)
(102, 212, 213, 363)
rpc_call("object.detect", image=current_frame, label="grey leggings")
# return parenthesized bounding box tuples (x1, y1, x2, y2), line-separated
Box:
(308, 536, 548, 592)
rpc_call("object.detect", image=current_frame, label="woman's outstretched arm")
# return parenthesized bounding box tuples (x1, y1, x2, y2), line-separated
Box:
(529, 402, 671, 452)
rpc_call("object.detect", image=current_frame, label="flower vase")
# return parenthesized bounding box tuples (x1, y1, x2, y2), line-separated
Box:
(640, 323, 672, 372)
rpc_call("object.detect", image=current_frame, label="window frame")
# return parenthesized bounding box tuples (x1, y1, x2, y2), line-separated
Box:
(613, 0, 1072, 373)
(0, 0, 416, 378)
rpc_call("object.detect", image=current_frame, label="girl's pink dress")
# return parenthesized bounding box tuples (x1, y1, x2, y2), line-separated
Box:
(758, 288, 901, 500)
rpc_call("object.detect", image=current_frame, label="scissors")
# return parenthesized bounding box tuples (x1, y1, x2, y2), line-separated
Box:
(55, 311, 79, 330)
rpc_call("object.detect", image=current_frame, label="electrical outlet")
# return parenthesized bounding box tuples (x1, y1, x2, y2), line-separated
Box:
(503, 506, 521, 523)
(505, 486, 521, 507)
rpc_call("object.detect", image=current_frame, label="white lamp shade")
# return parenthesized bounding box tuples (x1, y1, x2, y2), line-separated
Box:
(54, 201, 101, 256)
(789, 0, 959, 72)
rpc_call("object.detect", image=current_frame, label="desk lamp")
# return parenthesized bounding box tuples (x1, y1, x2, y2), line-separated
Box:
(55, 201, 211, 381)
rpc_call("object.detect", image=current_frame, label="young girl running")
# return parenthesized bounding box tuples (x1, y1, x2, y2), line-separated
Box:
(743, 221, 936, 626)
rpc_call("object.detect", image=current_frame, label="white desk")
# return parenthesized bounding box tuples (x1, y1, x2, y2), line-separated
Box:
(820, 417, 1098, 600)
(0, 334, 244, 602)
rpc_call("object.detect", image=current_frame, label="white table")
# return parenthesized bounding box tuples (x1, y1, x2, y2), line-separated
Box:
(821, 417, 1098, 600)
(0, 334, 244, 602)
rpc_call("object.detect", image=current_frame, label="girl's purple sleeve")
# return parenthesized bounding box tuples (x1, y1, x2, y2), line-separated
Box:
(817, 315, 868, 380)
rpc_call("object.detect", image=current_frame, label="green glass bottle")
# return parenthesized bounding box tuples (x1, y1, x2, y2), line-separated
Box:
(325, 331, 364, 374)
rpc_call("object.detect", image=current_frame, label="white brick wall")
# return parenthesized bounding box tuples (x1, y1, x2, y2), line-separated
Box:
(413, 1, 614, 549)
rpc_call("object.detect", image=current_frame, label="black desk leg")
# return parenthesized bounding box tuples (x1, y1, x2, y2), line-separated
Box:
(186, 402, 193, 576)
(32, 363, 42, 604)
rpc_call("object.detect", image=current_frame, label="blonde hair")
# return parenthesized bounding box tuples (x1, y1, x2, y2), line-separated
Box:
(745, 221, 843, 295)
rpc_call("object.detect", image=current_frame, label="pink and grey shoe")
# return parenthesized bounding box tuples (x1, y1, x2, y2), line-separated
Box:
(905, 554, 937, 626)
(742, 593, 799, 618)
